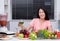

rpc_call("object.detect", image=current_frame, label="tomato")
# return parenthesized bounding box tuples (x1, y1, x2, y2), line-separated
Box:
(56, 32, 60, 38)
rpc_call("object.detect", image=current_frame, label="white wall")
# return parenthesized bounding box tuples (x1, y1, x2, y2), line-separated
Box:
(56, 0, 60, 20)
(0, 0, 4, 14)
(7, 0, 12, 21)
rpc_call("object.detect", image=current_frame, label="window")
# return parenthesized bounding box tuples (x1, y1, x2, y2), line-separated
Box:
(12, 0, 54, 19)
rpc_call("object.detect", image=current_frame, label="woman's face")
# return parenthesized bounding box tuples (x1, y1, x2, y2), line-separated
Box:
(39, 9, 45, 19)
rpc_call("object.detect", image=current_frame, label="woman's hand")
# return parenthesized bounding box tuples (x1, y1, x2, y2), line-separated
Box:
(18, 24, 23, 27)
(48, 25, 52, 32)
(18, 23, 31, 31)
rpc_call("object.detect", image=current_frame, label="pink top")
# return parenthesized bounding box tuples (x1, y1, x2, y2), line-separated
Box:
(29, 18, 51, 32)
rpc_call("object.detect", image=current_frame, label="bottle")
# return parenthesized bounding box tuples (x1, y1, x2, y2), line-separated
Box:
(15, 28, 19, 37)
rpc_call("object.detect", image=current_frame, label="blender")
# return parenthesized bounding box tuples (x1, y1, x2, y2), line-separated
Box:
(0, 13, 8, 32)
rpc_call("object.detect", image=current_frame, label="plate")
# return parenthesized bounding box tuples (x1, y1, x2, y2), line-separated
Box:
(5, 31, 15, 34)
(0, 36, 12, 40)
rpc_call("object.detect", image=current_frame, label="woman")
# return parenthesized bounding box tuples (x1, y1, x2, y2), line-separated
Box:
(18, 7, 52, 32)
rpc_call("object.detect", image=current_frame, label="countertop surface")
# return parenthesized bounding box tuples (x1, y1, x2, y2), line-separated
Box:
(0, 37, 60, 41)
(0, 30, 60, 41)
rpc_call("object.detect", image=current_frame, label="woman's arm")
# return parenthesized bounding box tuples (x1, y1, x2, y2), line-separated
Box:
(18, 23, 31, 30)
(26, 25, 31, 31)
(47, 20, 52, 32)
(18, 19, 35, 31)
(48, 25, 52, 32)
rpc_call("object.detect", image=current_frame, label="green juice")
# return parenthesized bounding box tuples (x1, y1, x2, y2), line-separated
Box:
(19, 22, 24, 24)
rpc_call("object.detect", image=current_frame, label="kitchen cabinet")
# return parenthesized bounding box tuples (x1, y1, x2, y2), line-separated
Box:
(12, 0, 54, 19)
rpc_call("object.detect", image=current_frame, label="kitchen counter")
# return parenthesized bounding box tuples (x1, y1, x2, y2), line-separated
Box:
(0, 30, 60, 41)
(0, 37, 60, 41)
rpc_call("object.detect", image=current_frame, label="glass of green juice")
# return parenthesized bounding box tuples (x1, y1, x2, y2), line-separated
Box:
(19, 22, 24, 24)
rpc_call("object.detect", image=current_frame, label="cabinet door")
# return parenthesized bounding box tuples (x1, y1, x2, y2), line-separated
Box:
(33, 0, 54, 19)
(44, 0, 54, 19)
(12, 0, 27, 19)
(27, 0, 33, 19)
(12, 0, 54, 19)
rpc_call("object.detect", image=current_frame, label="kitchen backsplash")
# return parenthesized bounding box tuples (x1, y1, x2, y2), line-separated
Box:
(8, 20, 58, 32)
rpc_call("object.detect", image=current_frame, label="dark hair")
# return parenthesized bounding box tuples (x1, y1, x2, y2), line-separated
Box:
(37, 7, 49, 20)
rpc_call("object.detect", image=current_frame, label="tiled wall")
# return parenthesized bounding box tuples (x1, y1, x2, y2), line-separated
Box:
(9, 20, 58, 32)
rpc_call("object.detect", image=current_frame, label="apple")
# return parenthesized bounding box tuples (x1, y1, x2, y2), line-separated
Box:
(24, 32, 30, 38)
(55, 35, 57, 38)
(29, 32, 37, 40)
(48, 34, 52, 38)
(18, 34, 24, 38)
(52, 35, 55, 38)
(24, 34, 28, 38)
(51, 34, 57, 39)
(54, 29, 59, 34)
(20, 30, 30, 38)
(26, 31, 30, 35)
